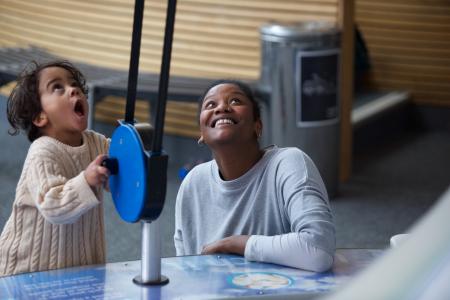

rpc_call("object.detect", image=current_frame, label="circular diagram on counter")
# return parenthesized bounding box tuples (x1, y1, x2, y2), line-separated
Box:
(228, 272, 293, 289)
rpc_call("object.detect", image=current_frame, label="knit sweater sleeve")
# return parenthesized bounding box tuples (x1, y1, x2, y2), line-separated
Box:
(244, 149, 336, 272)
(26, 153, 100, 225)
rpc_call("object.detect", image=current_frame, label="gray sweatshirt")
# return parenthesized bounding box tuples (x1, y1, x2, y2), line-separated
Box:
(174, 146, 335, 272)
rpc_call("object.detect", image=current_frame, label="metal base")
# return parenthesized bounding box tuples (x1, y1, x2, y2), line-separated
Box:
(133, 275, 169, 286)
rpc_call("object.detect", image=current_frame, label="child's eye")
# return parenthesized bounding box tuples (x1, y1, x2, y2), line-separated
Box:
(52, 83, 64, 92)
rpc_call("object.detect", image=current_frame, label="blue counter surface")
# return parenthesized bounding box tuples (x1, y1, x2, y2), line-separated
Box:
(0, 249, 382, 299)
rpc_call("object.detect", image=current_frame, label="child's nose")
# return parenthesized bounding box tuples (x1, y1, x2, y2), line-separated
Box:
(69, 86, 80, 96)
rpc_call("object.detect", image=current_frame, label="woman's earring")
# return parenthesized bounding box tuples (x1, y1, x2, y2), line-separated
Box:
(197, 136, 204, 146)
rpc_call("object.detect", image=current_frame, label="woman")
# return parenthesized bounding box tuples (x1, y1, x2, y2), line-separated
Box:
(174, 80, 335, 272)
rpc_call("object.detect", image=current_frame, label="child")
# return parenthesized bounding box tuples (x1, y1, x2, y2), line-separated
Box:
(0, 60, 110, 277)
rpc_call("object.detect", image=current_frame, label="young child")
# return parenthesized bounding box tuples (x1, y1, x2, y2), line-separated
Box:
(0, 60, 110, 277)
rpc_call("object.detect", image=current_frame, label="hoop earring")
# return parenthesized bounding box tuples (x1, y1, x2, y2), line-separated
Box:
(197, 136, 204, 146)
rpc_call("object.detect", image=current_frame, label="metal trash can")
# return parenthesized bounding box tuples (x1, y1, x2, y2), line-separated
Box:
(260, 21, 341, 197)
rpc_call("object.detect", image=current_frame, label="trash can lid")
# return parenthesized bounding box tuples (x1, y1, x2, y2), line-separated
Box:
(260, 21, 340, 43)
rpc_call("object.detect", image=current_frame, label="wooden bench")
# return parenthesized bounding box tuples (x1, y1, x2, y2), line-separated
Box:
(352, 90, 410, 129)
(0, 46, 269, 138)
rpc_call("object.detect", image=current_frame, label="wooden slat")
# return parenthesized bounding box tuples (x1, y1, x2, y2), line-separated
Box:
(356, 0, 450, 107)
(369, 52, 450, 67)
(169, 1, 336, 20)
(362, 37, 450, 56)
(0, 8, 132, 42)
(183, 0, 337, 11)
(358, 6, 450, 24)
(357, 19, 450, 33)
(1, 2, 132, 32)
(0, 19, 130, 53)
(370, 59, 450, 75)
(361, 27, 450, 43)
(358, 1, 450, 16)
(369, 78, 450, 93)
(370, 70, 449, 84)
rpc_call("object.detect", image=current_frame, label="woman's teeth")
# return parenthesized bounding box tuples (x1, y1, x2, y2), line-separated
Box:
(216, 118, 234, 126)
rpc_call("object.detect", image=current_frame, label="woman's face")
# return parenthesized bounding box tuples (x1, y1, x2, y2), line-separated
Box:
(199, 83, 261, 148)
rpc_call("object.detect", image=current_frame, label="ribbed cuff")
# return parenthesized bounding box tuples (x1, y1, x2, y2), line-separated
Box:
(244, 235, 263, 262)
(75, 172, 100, 208)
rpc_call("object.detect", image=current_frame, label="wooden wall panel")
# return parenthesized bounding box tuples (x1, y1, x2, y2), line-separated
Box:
(355, 1, 450, 106)
(0, 0, 338, 79)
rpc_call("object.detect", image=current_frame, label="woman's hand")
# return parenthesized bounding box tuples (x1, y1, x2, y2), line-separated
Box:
(201, 235, 250, 256)
(84, 155, 110, 189)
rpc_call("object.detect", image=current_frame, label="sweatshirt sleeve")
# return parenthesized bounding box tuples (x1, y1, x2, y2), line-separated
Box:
(244, 149, 335, 272)
(174, 178, 187, 256)
(244, 233, 334, 272)
(27, 156, 100, 225)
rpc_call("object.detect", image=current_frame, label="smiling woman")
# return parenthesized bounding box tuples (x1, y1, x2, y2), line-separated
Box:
(174, 80, 336, 272)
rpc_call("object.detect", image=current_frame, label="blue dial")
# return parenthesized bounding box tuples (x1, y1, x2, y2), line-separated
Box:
(109, 121, 147, 223)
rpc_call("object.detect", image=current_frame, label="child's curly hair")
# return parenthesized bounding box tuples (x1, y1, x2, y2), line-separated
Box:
(7, 60, 88, 142)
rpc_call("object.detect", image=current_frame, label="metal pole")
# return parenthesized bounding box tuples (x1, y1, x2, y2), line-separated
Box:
(134, 220, 168, 285)
(142, 221, 160, 281)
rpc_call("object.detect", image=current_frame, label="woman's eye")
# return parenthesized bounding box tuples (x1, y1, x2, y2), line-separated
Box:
(204, 101, 215, 109)
(230, 98, 241, 105)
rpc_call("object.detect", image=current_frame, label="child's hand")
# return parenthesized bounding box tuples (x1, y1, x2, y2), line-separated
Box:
(85, 155, 110, 189)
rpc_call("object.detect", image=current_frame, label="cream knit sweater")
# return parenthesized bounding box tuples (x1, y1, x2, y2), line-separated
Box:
(0, 130, 109, 277)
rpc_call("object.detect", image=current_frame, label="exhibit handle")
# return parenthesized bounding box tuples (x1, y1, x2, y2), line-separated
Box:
(152, 0, 177, 153)
(125, 0, 145, 124)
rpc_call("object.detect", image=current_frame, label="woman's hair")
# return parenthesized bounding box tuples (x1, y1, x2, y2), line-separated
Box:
(198, 79, 261, 121)
(6, 60, 88, 142)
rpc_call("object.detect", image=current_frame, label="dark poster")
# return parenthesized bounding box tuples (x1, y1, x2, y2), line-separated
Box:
(295, 49, 340, 127)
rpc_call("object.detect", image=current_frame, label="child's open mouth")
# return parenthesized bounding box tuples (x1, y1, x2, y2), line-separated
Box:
(74, 100, 85, 117)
